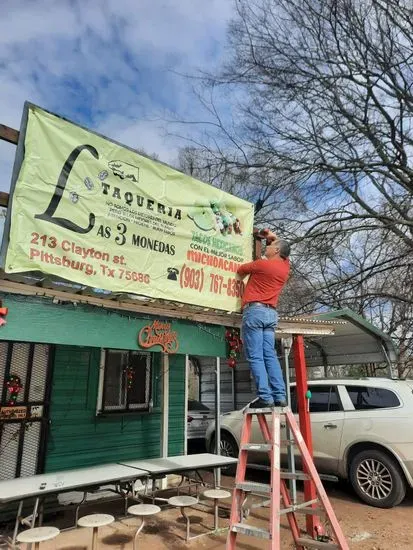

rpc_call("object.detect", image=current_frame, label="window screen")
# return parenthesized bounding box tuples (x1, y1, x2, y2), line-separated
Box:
(101, 350, 151, 412)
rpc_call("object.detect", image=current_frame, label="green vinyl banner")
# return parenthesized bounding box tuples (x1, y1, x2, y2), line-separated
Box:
(4, 104, 254, 311)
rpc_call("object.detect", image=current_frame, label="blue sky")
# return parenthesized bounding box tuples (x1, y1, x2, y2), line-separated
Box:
(0, 0, 234, 192)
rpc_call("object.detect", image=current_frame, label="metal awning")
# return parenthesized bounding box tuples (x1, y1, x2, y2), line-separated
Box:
(294, 309, 398, 367)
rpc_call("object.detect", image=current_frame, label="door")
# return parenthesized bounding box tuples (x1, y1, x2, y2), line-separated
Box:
(305, 385, 345, 474)
(278, 385, 344, 473)
(0, 342, 53, 480)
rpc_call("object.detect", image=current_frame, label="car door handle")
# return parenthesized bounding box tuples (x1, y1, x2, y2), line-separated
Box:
(324, 423, 337, 429)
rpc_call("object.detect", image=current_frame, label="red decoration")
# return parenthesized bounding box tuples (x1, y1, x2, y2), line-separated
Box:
(225, 328, 242, 368)
(0, 301, 8, 327)
(5, 374, 23, 406)
(124, 365, 135, 390)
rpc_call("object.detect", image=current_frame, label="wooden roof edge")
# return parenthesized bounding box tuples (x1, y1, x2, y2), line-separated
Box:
(0, 279, 241, 328)
(0, 279, 347, 336)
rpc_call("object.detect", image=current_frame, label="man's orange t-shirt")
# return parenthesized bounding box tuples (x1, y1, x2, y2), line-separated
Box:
(237, 258, 290, 308)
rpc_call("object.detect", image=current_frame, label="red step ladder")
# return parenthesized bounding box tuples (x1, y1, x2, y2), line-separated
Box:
(226, 406, 349, 550)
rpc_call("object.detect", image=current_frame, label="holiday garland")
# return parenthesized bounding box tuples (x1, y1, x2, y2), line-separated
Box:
(225, 328, 242, 368)
(124, 365, 135, 390)
(5, 374, 23, 406)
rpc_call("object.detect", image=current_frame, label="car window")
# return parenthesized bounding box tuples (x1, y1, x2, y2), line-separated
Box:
(188, 400, 210, 411)
(309, 386, 341, 412)
(345, 386, 400, 410)
(289, 386, 341, 413)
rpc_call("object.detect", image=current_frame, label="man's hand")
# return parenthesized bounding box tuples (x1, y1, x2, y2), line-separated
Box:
(258, 228, 277, 244)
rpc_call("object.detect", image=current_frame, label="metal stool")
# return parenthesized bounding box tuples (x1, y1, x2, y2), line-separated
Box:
(168, 495, 198, 541)
(77, 513, 114, 550)
(203, 489, 231, 531)
(16, 526, 60, 550)
(128, 504, 161, 550)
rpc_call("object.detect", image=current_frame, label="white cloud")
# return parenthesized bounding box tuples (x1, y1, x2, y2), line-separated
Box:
(96, 114, 178, 164)
(0, 0, 234, 192)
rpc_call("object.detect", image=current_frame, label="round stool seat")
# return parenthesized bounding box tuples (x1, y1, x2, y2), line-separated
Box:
(203, 489, 231, 500)
(168, 495, 198, 507)
(128, 504, 161, 517)
(17, 526, 60, 543)
(77, 513, 115, 528)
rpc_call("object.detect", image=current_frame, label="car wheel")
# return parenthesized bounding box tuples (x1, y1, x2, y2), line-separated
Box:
(349, 449, 406, 508)
(210, 432, 239, 475)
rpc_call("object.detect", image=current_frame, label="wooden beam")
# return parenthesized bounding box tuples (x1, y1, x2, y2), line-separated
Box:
(0, 279, 338, 334)
(0, 124, 19, 145)
(0, 192, 9, 207)
(253, 227, 262, 259)
(0, 123, 18, 207)
(0, 278, 242, 327)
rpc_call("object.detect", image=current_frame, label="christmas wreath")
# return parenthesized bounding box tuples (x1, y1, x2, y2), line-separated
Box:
(225, 328, 242, 368)
(5, 374, 23, 406)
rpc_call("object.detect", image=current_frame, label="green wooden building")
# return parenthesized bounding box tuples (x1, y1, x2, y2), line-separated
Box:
(0, 290, 227, 481)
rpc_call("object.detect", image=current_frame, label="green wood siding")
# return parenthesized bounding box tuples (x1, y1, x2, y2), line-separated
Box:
(168, 354, 185, 456)
(45, 345, 185, 472)
(0, 293, 226, 357)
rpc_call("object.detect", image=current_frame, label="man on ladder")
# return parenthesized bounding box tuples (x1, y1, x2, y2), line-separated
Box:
(229, 229, 349, 550)
(237, 229, 291, 409)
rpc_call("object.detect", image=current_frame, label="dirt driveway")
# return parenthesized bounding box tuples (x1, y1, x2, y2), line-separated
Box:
(4, 475, 413, 550)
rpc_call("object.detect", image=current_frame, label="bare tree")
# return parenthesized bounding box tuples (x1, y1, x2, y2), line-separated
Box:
(177, 0, 413, 373)
(218, 0, 413, 245)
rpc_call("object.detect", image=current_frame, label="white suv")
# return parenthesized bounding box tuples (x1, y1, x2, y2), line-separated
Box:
(205, 378, 413, 508)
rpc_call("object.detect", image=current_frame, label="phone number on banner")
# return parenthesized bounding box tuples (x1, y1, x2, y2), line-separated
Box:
(180, 264, 244, 297)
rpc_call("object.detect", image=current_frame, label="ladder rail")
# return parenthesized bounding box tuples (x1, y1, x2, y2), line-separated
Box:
(285, 409, 350, 550)
(257, 412, 302, 548)
(227, 407, 349, 550)
(226, 410, 252, 549)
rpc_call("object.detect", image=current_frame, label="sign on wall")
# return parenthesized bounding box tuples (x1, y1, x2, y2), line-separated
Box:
(3, 103, 254, 311)
(138, 320, 179, 354)
(0, 406, 27, 420)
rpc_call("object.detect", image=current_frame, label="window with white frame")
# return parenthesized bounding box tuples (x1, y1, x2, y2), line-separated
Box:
(98, 349, 152, 413)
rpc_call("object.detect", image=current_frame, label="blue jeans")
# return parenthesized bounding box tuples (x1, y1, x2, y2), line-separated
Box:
(242, 304, 286, 403)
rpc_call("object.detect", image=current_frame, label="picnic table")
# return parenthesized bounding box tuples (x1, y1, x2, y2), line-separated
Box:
(120, 452, 237, 475)
(0, 463, 148, 545)
(0, 453, 237, 545)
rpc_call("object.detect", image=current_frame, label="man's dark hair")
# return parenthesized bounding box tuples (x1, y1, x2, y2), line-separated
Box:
(278, 240, 291, 259)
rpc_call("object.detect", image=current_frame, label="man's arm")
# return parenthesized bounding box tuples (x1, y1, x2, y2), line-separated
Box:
(237, 259, 261, 278)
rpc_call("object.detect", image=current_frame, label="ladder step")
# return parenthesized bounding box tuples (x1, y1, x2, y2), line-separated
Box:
(295, 537, 339, 549)
(231, 523, 270, 539)
(280, 498, 319, 515)
(236, 481, 271, 494)
(290, 507, 324, 516)
(281, 471, 311, 481)
(241, 443, 272, 452)
(245, 407, 273, 414)
(245, 406, 289, 415)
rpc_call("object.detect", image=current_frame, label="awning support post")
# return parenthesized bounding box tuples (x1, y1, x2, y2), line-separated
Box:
(282, 337, 297, 504)
(215, 356, 221, 488)
(293, 334, 322, 539)
(160, 353, 169, 490)
(184, 355, 189, 455)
